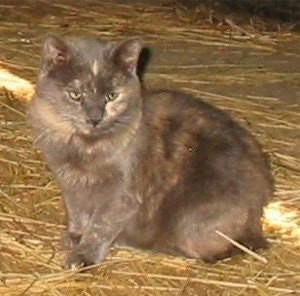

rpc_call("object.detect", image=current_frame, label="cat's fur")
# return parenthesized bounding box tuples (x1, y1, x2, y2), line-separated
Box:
(28, 34, 273, 268)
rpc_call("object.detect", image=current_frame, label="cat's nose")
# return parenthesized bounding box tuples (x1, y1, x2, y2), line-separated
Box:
(86, 118, 101, 127)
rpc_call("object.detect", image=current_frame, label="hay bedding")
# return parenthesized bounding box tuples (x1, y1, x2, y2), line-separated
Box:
(0, 1, 299, 295)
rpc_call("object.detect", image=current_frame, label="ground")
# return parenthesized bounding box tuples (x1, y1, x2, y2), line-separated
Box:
(0, 1, 299, 295)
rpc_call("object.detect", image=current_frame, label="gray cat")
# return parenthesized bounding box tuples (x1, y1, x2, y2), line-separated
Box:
(28, 34, 273, 268)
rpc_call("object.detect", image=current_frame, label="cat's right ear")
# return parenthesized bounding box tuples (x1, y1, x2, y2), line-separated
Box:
(110, 37, 143, 76)
(42, 34, 70, 68)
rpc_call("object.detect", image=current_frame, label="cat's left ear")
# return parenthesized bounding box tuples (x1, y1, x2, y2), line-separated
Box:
(42, 34, 70, 68)
(111, 37, 143, 75)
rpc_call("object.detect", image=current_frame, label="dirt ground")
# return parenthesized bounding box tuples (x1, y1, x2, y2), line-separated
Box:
(0, 1, 299, 295)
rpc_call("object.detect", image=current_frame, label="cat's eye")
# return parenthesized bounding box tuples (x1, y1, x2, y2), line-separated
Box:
(68, 90, 83, 102)
(105, 92, 119, 103)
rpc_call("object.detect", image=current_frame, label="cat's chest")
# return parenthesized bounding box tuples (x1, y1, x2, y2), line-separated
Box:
(55, 160, 121, 189)
(49, 131, 137, 188)
(53, 146, 118, 187)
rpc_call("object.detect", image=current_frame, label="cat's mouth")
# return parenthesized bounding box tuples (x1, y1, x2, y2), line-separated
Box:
(75, 121, 112, 139)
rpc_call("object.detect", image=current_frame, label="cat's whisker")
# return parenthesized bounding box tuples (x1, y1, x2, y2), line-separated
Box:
(33, 120, 73, 144)
(61, 113, 79, 122)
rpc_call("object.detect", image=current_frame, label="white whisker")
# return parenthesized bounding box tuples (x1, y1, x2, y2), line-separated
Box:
(33, 120, 73, 144)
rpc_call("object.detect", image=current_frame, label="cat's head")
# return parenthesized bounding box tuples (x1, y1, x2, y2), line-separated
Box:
(35, 34, 143, 140)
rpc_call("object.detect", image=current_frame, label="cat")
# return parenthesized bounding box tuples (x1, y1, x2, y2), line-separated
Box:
(28, 34, 274, 268)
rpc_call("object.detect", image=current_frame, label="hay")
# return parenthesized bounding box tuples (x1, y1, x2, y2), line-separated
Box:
(0, 1, 299, 295)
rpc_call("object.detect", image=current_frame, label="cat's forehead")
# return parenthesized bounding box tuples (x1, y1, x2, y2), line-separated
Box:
(70, 38, 113, 76)
(83, 50, 107, 76)
(91, 59, 100, 76)
(69, 69, 125, 92)
(70, 71, 121, 90)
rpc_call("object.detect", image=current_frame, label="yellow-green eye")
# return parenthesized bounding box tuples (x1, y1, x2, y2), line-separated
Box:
(105, 92, 119, 103)
(68, 90, 83, 102)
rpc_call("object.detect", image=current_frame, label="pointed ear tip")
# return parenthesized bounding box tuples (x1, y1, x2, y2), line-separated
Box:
(43, 33, 64, 46)
(133, 36, 143, 46)
(44, 33, 57, 41)
(126, 36, 143, 48)
(131, 36, 143, 42)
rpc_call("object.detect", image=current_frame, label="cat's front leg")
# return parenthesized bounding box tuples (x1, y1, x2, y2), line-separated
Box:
(64, 192, 139, 268)
(60, 189, 90, 249)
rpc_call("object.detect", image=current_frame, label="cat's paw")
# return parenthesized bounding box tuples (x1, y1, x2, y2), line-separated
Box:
(64, 250, 95, 269)
(63, 243, 109, 269)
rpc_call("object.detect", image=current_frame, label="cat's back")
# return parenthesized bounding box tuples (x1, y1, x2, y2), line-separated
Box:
(143, 90, 246, 138)
(142, 90, 273, 203)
